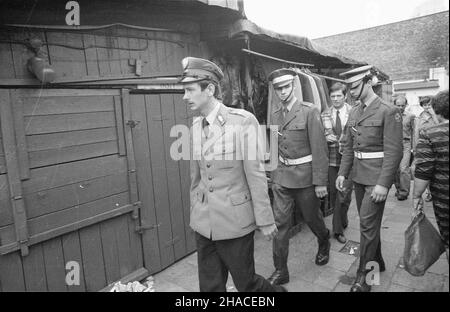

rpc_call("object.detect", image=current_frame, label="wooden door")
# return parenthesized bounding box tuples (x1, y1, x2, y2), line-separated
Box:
(0, 89, 147, 291)
(129, 92, 196, 273)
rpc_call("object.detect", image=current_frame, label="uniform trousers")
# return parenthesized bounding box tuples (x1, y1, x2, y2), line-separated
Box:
(328, 166, 352, 234)
(394, 140, 412, 198)
(196, 231, 279, 292)
(271, 183, 329, 271)
(354, 182, 386, 273)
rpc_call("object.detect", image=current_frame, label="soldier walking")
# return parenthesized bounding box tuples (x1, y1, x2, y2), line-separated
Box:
(267, 68, 331, 286)
(181, 57, 285, 292)
(336, 65, 403, 292)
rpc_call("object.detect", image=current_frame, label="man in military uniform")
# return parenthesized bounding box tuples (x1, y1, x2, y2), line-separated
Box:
(336, 65, 403, 292)
(267, 68, 330, 286)
(181, 57, 285, 292)
(393, 95, 415, 201)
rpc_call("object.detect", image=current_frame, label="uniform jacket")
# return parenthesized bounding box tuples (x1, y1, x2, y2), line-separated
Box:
(271, 100, 329, 188)
(338, 96, 403, 187)
(190, 103, 275, 240)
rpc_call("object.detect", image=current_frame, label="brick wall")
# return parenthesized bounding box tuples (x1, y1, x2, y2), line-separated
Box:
(313, 11, 449, 81)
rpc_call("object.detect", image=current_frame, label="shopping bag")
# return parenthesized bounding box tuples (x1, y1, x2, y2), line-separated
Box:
(403, 200, 446, 276)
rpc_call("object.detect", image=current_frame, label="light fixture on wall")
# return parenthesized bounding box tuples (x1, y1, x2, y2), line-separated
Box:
(26, 38, 56, 84)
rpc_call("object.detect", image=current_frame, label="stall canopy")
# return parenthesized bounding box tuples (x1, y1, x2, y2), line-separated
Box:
(229, 19, 366, 67)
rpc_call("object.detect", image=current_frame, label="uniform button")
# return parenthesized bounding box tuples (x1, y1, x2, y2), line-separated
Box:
(358, 133, 361, 136)
(209, 187, 213, 192)
(206, 163, 211, 168)
(284, 147, 287, 149)
(357, 143, 361, 145)
(208, 175, 213, 180)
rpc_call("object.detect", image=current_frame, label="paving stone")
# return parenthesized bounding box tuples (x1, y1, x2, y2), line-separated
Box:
(326, 250, 356, 272)
(154, 276, 192, 292)
(332, 282, 351, 292)
(155, 261, 199, 292)
(313, 266, 346, 290)
(289, 259, 323, 283)
(184, 252, 198, 267)
(443, 278, 449, 292)
(387, 282, 416, 292)
(392, 269, 445, 291)
(285, 276, 330, 292)
(428, 258, 450, 276)
(255, 262, 275, 279)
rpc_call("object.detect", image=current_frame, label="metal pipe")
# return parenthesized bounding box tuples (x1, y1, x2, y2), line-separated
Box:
(242, 48, 314, 67)
(4, 23, 183, 33)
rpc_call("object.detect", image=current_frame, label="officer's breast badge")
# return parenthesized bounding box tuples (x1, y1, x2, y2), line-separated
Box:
(217, 114, 225, 126)
(395, 112, 402, 122)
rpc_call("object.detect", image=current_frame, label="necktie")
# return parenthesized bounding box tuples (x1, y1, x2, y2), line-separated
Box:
(282, 107, 288, 123)
(202, 117, 209, 137)
(335, 110, 342, 137)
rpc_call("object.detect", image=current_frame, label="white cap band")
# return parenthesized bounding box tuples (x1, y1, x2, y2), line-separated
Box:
(273, 74, 294, 86)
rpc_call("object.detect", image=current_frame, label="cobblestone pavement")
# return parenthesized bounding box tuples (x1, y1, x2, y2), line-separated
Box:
(152, 183, 449, 292)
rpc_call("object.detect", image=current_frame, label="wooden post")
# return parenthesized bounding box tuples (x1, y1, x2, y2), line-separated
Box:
(0, 90, 29, 256)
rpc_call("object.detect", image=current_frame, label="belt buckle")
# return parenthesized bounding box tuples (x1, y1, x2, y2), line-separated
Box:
(356, 151, 363, 159)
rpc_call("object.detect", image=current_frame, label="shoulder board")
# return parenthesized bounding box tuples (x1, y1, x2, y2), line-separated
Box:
(229, 108, 249, 117)
(300, 101, 314, 108)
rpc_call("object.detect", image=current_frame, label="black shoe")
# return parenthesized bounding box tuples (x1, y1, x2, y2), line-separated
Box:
(350, 273, 371, 292)
(315, 232, 331, 266)
(334, 233, 347, 244)
(267, 269, 289, 285)
(396, 195, 408, 201)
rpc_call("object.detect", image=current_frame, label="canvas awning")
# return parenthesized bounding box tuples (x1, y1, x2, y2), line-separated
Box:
(224, 19, 368, 69)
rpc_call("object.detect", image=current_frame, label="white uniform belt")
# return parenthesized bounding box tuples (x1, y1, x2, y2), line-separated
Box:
(279, 155, 312, 166)
(354, 151, 384, 159)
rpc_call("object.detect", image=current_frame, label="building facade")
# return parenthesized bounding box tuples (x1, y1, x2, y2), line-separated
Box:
(314, 10, 449, 114)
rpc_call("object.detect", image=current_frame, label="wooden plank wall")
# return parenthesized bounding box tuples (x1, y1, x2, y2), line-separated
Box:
(0, 27, 209, 291)
(0, 89, 144, 291)
(0, 28, 208, 81)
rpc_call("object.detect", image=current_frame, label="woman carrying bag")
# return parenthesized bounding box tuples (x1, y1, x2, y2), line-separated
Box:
(407, 90, 449, 274)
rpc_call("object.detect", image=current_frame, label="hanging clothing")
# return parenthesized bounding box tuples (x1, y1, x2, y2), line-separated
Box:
(320, 77, 332, 109)
(311, 74, 328, 113)
(297, 71, 321, 112)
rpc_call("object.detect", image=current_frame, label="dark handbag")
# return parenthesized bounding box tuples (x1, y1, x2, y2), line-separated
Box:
(403, 199, 446, 276)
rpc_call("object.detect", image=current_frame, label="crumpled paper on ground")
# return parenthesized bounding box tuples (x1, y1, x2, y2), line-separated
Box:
(110, 277, 155, 292)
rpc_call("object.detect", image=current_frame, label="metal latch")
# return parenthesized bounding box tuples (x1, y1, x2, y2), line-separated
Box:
(131, 201, 142, 220)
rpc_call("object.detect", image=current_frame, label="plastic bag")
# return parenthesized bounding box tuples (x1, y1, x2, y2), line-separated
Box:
(403, 200, 445, 276)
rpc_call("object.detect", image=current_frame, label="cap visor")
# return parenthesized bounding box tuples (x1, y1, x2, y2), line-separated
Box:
(179, 76, 205, 84)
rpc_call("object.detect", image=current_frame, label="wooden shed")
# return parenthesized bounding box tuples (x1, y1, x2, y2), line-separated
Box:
(0, 0, 385, 292)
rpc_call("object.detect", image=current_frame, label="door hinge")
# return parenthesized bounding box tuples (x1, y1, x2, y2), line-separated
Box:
(135, 223, 160, 234)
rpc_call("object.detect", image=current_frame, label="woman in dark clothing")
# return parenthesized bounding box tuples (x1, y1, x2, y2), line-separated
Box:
(412, 90, 449, 260)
